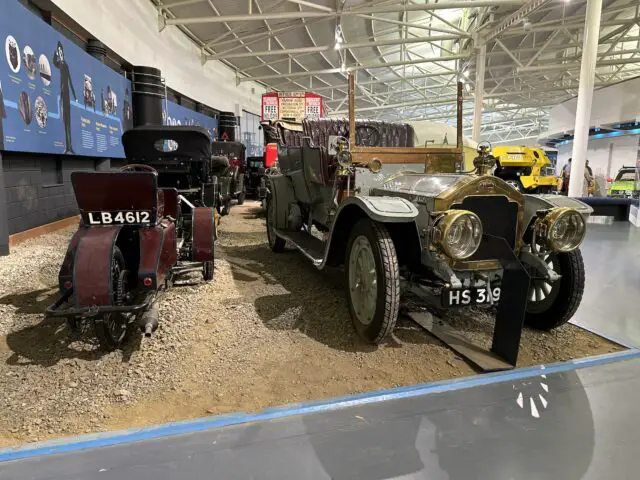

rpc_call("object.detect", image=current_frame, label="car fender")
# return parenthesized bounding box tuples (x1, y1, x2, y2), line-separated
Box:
(321, 196, 419, 268)
(336, 195, 419, 223)
(523, 194, 594, 228)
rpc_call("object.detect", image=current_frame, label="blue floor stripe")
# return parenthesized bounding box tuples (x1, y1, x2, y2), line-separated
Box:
(1, 348, 638, 463)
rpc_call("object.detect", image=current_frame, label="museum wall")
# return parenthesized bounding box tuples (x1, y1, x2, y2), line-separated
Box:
(2, 153, 98, 234)
(548, 77, 640, 135)
(50, 0, 266, 116)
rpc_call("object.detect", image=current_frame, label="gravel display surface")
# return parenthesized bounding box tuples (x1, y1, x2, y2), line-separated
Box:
(0, 202, 623, 446)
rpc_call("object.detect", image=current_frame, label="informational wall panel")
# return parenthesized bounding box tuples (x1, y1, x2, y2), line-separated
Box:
(0, 0, 132, 157)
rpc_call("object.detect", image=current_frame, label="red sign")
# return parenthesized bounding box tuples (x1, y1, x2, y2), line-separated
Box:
(221, 132, 229, 141)
(261, 92, 325, 122)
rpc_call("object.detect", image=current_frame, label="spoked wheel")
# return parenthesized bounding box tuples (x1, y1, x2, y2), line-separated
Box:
(94, 246, 129, 351)
(524, 249, 585, 330)
(345, 219, 400, 344)
(266, 195, 285, 252)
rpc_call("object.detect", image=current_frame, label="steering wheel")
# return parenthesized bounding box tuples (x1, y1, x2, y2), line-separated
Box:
(120, 164, 158, 175)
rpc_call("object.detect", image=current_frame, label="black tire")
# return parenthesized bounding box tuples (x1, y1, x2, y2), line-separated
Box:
(237, 188, 246, 206)
(203, 260, 214, 281)
(525, 249, 585, 330)
(505, 179, 523, 192)
(345, 219, 400, 344)
(94, 246, 128, 351)
(266, 195, 285, 253)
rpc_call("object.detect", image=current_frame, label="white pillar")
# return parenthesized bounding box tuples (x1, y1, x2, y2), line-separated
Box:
(472, 44, 487, 143)
(568, 0, 603, 197)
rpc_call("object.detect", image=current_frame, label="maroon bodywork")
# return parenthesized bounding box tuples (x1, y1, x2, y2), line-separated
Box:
(72, 171, 162, 225)
(73, 226, 121, 307)
(138, 220, 177, 290)
(48, 169, 215, 317)
(46, 125, 218, 351)
(192, 207, 215, 262)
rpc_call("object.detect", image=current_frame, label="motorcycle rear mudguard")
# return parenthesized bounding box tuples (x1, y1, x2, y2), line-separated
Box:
(138, 220, 178, 289)
(192, 207, 215, 262)
(72, 226, 122, 308)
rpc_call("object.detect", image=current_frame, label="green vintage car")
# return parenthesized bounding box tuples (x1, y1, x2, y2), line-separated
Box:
(608, 166, 638, 198)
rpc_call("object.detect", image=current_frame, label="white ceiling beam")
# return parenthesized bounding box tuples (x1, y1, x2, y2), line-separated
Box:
(238, 55, 466, 83)
(270, 71, 457, 92)
(286, 0, 334, 12)
(163, 1, 527, 25)
(517, 54, 640, 72)
(484, 0, 553, 41)
(354, 13, 471, 37)
(502, 17, 640, 36)
(156, 0, 204, 11)
(205, 34, 463, 61)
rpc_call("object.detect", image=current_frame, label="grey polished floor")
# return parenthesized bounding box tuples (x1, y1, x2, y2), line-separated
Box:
(572, 223, 640, 347)
(1, 357, 639, 480)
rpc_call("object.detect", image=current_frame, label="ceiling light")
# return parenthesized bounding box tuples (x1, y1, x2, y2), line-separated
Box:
(340, 62, 347, 73)
(334, 38, 342, 50)
(463, 70, 470, 78)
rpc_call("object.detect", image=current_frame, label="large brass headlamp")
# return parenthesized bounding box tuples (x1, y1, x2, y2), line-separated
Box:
(535, 207, 586, 253)
(433, 210, 483, 260)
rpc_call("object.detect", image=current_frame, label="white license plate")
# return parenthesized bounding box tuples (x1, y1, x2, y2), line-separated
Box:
(87, 211, 152, 225)
(442, 286, 501, 307)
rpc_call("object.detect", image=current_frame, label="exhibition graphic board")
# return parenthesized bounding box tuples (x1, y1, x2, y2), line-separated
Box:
(163, 100, 218, 141)
(0, 0, 132, 157)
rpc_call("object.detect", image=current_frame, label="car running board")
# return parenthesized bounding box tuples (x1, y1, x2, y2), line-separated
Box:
(275, 229, 327, 267)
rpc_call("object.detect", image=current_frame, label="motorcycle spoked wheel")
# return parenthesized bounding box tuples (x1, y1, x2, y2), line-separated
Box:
(94, 246, 130, 351)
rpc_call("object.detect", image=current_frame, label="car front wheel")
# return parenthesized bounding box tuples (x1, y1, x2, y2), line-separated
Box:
(524, 249, 585, 330)
(345, 219, 400, 344)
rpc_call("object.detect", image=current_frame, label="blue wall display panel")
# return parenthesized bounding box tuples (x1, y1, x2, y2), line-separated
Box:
(0, 0, 133, 157)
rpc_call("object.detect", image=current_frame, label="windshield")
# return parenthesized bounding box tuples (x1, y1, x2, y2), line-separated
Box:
(615, 170, 636, 182)
(381, 173, 464, 196)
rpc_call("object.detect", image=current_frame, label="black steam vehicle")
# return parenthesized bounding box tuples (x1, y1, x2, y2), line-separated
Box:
(125, 125, 230, 216)
(211, 141, 247, 207)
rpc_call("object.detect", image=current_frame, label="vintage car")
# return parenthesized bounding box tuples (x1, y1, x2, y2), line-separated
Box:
(607, 165, 638, 198)
(125, 125, 230, 216)
(264, 76, 592, 366)
(211, 140, 247, 206)
(46, 126, 217, 351)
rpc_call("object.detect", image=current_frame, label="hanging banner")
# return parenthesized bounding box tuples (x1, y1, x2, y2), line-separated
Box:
(261, 92, 325, 122)
(0, 0, 132, 157)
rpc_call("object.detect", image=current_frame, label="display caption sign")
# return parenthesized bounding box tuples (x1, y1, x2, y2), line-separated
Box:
(261, 92, 324, 122)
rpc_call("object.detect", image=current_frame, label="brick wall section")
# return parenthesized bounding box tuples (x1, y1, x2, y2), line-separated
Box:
(2, 154, 102, 234)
